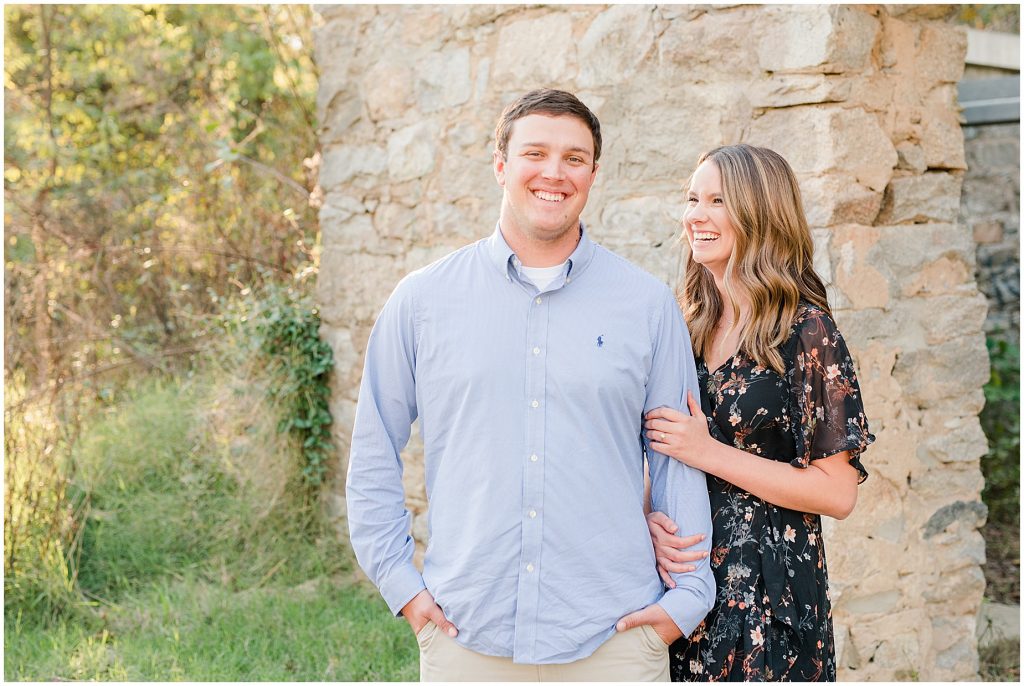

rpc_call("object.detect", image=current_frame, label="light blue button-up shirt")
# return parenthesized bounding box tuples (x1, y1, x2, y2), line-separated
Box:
(347, 225, 715, 664)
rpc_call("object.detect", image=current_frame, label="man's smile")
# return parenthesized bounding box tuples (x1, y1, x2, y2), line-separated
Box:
(532, 190, 567, 202)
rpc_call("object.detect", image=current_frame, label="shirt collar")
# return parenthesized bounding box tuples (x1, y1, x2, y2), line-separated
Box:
(486, 221, 597, 281)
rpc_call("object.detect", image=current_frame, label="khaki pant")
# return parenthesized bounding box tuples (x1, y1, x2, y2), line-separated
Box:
(417, 622, 670, 682)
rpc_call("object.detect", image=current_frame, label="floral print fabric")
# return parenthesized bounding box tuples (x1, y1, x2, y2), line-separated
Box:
(670, 304, 873, 682)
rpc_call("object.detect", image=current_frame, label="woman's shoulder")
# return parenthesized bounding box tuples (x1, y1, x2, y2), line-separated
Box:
(789, 301, 839, 337)
(781, 302, 844, 361)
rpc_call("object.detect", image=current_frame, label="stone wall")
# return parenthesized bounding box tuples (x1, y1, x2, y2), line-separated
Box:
(314, 4, 990, 680)
(961, 120, 1020, 341)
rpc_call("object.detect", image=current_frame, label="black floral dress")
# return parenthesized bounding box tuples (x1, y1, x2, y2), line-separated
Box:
(670, 304, 873, 682)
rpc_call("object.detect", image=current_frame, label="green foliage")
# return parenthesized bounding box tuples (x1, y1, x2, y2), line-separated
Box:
(955, 5, 1021, 33)
(4, 4, 319, 398)
(212, 282, 334, 487)
(252, 287, 334, 486)
(979, 337, 1020, 526)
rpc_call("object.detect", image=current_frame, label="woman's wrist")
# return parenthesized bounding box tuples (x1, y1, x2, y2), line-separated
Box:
(692, 436, 728, 475)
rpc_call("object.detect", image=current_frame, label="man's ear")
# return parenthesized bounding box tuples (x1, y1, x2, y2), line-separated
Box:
(590, 161, 600, 182)
(493, 149, 506, 186)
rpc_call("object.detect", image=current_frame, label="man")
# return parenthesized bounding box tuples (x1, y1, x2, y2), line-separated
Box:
(347, 89, 714, 681)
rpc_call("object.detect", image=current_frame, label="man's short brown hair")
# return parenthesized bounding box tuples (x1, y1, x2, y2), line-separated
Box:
(494, 89, 602, 164)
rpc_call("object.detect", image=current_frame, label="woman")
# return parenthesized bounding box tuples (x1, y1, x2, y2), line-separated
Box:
(645, 144, 873, 681)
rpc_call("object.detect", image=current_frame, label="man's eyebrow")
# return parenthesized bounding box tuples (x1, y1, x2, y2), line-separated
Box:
(516, 142, 593, 156)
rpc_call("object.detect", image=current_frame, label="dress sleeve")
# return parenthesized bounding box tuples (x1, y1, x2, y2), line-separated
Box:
(788, 309, 873, 483)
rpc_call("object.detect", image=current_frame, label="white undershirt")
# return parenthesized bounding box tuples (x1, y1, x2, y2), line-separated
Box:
(521, 262, 568, 291)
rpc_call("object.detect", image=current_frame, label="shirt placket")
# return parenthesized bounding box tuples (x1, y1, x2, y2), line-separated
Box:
(513, 286, 549, 661)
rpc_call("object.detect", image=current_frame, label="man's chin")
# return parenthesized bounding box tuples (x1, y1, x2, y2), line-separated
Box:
(527, 219, 579, 243)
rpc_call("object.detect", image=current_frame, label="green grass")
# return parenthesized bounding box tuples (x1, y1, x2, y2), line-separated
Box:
(6, 374, 419, 680)
(5, 577, 418, 680)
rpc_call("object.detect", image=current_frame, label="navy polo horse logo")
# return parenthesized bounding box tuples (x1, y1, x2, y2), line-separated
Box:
(597, 335, 604, 348)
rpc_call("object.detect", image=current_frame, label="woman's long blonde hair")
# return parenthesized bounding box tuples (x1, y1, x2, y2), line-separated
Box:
(681, 144, 830, 375)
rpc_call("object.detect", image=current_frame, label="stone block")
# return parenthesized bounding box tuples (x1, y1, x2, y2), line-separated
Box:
(918, 410, 989, 465)
(599, 196, 684, 247)
(972, 220, 1004, 244)
(844, 589, 901, 615)
(320, 143, 387, 190)
(757, 6, 879, 73)
(879, 14, 917, 72)
(920, 293, 989, 345)
(318, 87, 365, 146)
(656, 9, 760, 81)
(447, 5, 519, 31)
(917, 23, 967, 84)
(921, 86, 966, 170)
(879, 173, 962, 224)
(966, 136, 1022, 171)
(895, 142, 927, 173)
(318, 251, 411, 325)
(362, 56, 414, 123)
(872, 222, 976, 278)
(748, 107, 896, 193)
(829, 225, 891, 310)
(962, 175, 1018, 216)
(400, 427, 426, 511)
(749, 74, 852, 109)
(320, 325, 363, 387)
(907, 465, 985, 520)
(577, 5, 655, 88)
(387, 121, 438, 182)
(436, 153, 497, 206)
(925, 501, 987, 540)
(492, 13, 576, 87)
(800, 175, 883, 227)
(415, 47, 472, 113)
(321, 208, 388, 255)
(846, 609, 930, 678)
(977, 602, 1022, 646)
(894, 333, 990, 408)
(603, 83, 741, 186)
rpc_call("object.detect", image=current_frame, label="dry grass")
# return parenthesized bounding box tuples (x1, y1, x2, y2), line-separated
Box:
(979, 638, 1021, 682)
(195, 352, 300, 521)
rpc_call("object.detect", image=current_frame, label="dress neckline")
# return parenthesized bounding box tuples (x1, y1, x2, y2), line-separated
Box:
(700, 353, 738, 376)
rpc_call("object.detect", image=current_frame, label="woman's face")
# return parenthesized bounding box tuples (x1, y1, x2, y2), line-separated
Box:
(683, 160, 736, 279)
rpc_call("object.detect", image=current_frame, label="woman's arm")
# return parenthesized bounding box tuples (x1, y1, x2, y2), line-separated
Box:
(646, 393, 861, 520)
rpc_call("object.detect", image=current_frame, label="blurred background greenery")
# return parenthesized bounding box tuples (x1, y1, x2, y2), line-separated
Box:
(4, 5, 416, 680)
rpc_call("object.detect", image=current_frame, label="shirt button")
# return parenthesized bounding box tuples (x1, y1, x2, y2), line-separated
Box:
(566, 276, 572, 283)
(535, 297, 542, 304)
(532, 346, 541, 355)
(530, 400, 539, 408)
(529, 510, 537, 519)
(526, 563, 535, 573)
(530, 454, 539, 462)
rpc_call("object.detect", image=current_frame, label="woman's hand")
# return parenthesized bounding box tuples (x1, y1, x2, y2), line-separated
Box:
(645, 391, 716, 468)
(646, 511, 709, 589)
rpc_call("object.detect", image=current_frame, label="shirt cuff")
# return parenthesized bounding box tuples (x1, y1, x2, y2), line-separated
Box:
(379, 562, 427, 617)
(658, 586, 714, 638)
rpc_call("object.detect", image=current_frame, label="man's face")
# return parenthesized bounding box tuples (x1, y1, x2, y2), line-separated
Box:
(494, 114, 599, 245)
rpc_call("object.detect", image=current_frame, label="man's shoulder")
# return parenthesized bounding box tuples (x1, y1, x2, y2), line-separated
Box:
(396, 238, 488, 291)
(591, 243, 675, 300)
